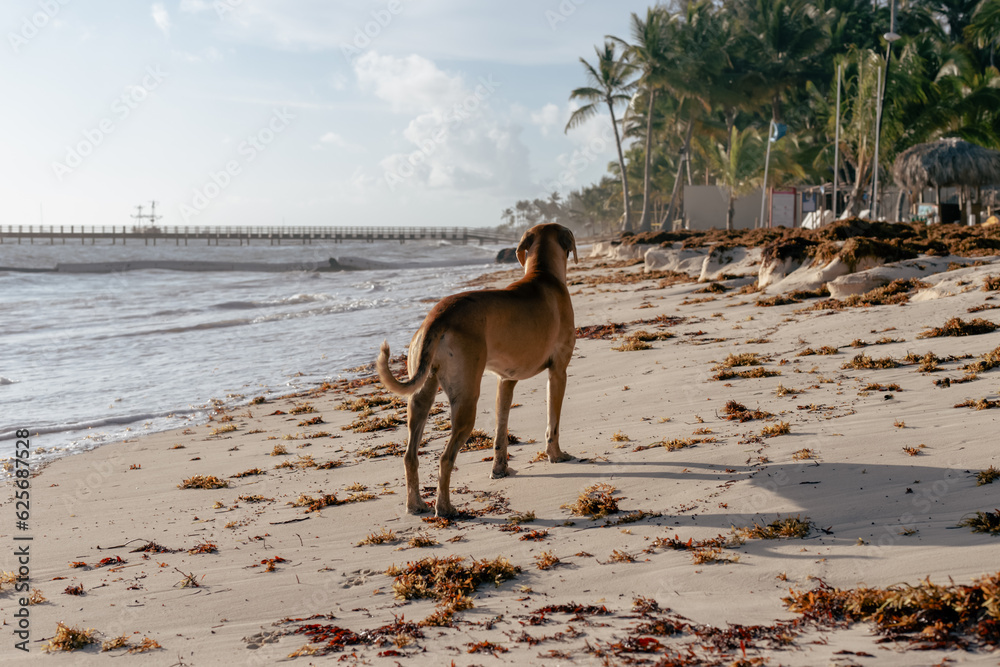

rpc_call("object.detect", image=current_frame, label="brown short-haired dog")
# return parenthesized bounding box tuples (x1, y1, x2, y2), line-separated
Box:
(376, 223, 577, 517)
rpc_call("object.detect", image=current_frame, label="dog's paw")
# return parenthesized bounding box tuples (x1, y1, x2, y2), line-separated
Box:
(406, 499, 432, 515)
(489, 465, 511, 479)
(434, 502, 458, 519)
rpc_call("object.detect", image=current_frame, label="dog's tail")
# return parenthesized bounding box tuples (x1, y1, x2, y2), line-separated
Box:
(376, 326, 441, 397)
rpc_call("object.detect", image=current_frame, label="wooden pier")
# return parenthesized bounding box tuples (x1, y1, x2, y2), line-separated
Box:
(0, 225, 519, 247)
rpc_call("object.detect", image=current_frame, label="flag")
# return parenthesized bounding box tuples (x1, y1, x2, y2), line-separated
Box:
(770, 122, 787, 142)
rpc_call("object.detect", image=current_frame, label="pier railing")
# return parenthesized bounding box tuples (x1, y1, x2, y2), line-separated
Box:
(0, 225, 519, 246)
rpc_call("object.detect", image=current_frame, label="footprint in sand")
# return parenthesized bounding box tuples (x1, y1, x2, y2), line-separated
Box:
(242, 629, 282, 650)
(340, 567, 376, 589)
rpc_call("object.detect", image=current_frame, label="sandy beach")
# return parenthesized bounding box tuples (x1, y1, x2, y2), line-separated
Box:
(5, 235, 1000, 666)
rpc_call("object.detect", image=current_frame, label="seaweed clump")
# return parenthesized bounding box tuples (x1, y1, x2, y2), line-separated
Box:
(386, 555, 519, 626)
(802, 278, 929, 312)
(722, 400, 773, 422)
(612, 337, 651, 352)
(713, 352, 765, 369)
(978, 466, 1000, 486)
(564, 483, 620, 519)
(757, 294, 800, 307)
(958, 510, 1000, 535)
(576, 322, 627, 340)
(344, 413, 402, 433)
(713, 367, 781, 381)
(290, 492, 377, 513)
(841, 353, 900, 370)
(918, 317, 999, 338)
(735, 515, 813, 539)
(784, 572, 1000, 648)
(43, 623, 97, 652)
(797, 346, 839, 356)
(963, 345, 1000, 374)
(178, 475, 229, 490)
(813, 236, 917, 271)
(695, 281, 729, 294)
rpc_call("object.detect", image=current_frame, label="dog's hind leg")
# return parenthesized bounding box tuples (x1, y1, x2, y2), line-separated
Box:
(434, 372, 481, 518)
(545, 365, 573, 463)
(490, 378, 517, 479)
(403, 375, 437, 514)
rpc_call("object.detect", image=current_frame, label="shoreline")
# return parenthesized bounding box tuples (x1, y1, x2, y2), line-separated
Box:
(5, 248, 1000, 664)
(0, 256, 500, 274)
(0, 252, 515, 465)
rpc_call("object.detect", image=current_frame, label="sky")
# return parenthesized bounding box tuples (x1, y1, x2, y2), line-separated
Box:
(1, 0, 652, 230)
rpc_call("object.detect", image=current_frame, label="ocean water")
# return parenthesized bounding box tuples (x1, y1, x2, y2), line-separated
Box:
(0, 238, 510, 464)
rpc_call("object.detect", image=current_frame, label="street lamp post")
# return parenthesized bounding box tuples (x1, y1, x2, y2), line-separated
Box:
(873, 0, 901, 220)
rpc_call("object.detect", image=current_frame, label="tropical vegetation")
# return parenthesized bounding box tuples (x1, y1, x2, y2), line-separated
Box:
(499, 0, 1000, 236)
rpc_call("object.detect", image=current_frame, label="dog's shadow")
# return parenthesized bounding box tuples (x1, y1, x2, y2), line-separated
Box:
(508, 457, 993, 550)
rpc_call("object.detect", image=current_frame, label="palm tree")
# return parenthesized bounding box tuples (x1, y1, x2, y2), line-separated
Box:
(967, 0, 1000, 66)
(610, 8, 674, 233)
(917, 0, 982, 43)
(657, 1, 731, 229)
(553, 0, 1000, 232)
(704, 125, 767, 230)
(565, 41, 637, 232)
(500, 207, 515, 230)
(730, 0, 829, 122)
(836, 48, 883, 215)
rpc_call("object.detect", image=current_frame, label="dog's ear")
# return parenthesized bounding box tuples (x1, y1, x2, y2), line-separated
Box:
(516, 230, 534, 267)
(557, 227, 578, 264)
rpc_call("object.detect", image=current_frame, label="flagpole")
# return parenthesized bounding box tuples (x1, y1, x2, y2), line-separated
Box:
(872, 65, 882, 219)
(759, 119, 774, 229)
(833, 64, 841, 221)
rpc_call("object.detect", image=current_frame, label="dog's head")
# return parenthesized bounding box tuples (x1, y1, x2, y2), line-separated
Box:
(515, 224, 577, 278)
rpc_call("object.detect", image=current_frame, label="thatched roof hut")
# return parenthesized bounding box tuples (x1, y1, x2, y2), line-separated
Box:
(893, 138, 1000, 192)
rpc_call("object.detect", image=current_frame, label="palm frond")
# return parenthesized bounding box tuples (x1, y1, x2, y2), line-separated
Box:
(565, 104, 601, 132)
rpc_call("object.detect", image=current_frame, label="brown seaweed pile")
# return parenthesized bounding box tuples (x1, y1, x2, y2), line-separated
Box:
(783, 573, 1000, 649)
(622, 217, 1000, 259)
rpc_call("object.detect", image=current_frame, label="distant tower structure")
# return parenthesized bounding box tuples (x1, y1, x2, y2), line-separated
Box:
(130, 201, 162, 230)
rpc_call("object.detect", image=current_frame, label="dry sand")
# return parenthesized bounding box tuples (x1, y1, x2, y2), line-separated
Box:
(4, 252, 1000, 666)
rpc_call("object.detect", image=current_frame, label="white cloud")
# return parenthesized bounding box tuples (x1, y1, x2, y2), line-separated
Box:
(151, 3, 171, 37)
(530, 103, 561, 136)
(354, 52, 466, 114)
(353, 51, 530, 194)
(312, 131, 364, 153)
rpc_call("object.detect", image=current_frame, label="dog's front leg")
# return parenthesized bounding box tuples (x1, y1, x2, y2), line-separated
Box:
(490, 378, 517, 479)
(545, 365, 573, 463)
